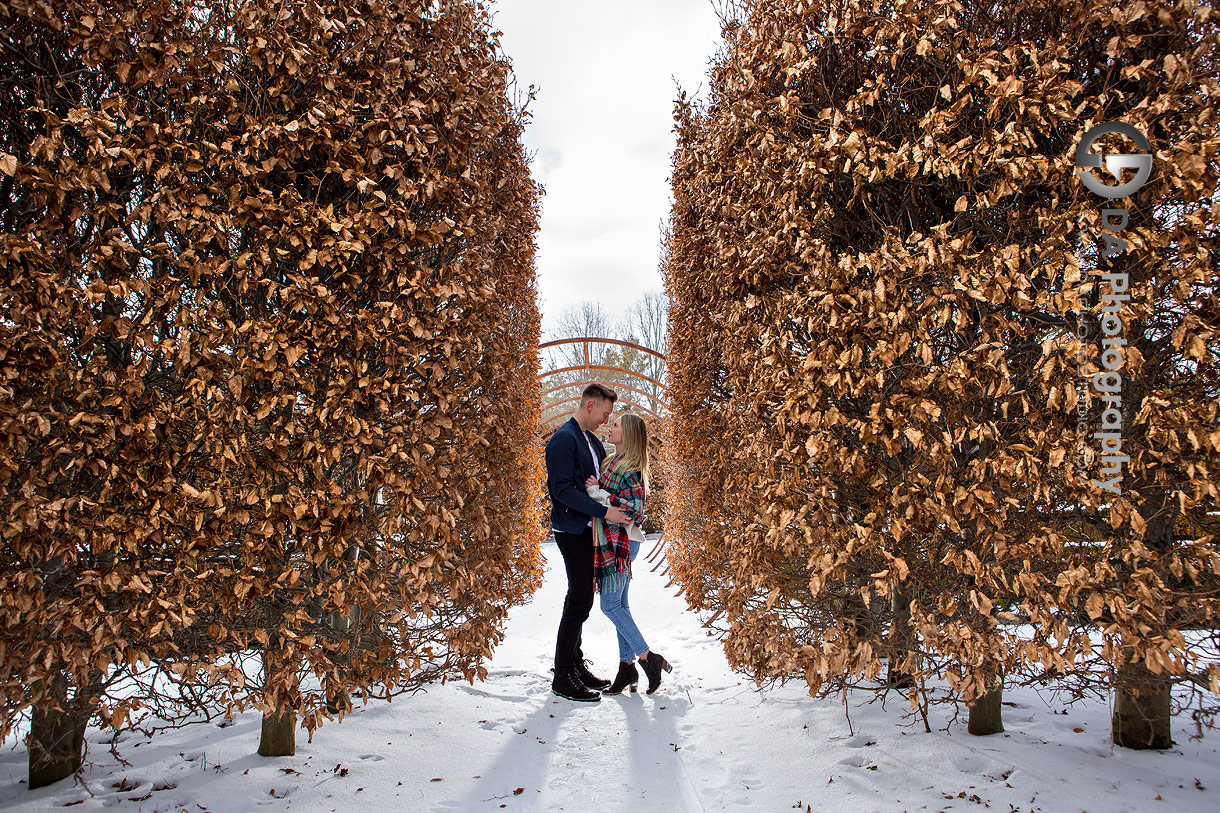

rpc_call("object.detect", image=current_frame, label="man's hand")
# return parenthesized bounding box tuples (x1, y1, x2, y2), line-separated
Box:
(585, 475, 598, 489)
(605, 506, 630, 525)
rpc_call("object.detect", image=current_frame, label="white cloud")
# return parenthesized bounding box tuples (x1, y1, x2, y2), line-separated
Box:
(492, 0, 723, 337)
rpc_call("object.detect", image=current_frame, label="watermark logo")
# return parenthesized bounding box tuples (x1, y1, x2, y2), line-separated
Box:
(1074, 121, 1153, 495)
(1074, 122, 1153, 199)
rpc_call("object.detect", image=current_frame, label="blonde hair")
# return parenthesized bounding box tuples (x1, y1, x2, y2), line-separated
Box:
(608, 413, 650, 489)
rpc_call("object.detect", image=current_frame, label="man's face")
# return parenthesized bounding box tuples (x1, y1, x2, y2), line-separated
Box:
(588, 398, 613, 429)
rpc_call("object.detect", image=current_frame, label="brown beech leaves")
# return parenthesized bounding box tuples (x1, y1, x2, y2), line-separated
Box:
(664, 0, 1219, 724)
(0, 0, 544, 741)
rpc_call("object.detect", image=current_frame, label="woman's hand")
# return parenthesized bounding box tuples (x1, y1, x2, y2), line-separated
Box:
(585, 475, 598, 489)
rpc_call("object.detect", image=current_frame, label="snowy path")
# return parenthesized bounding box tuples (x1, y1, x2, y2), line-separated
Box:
(2, 538, 1218, 812)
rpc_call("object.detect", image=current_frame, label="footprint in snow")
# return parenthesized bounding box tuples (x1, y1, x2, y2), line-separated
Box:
(487, 669, 532, 678)
(982, 766, 1017, 782)
(952, 754, 991, 774)
(456, 685, 529, 702)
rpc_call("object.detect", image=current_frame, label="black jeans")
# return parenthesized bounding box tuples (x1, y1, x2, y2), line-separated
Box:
(554, 529, 595, 670)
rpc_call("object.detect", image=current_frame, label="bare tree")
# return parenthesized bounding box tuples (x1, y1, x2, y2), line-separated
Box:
(542, 295, 669, 425)
(626, 289, 669, 407)
(544, 301, 624, 367)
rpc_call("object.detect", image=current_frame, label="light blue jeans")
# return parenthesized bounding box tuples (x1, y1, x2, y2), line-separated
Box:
(600, 539, 648, 661)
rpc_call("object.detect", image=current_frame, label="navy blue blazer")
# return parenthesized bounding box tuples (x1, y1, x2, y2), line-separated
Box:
(545, 417, 609, 534)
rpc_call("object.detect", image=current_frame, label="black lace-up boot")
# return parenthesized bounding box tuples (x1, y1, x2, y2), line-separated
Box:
(577, 660, 610, 690)
(551, 667, 600, 702)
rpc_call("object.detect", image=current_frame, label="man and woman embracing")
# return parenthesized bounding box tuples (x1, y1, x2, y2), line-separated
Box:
(545, 383, 672, 702)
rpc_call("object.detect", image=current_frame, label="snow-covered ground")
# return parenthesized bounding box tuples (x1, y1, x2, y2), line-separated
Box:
(2, 537, 1217, 812)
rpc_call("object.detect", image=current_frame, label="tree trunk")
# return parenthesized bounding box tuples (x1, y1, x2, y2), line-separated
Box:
(28, 674, 89, 789)
(1112, 660, 1172, 749)
(258, 650, 296, 757)
(1107, 225, 1175, 753)
(324, 604, 359, 716)
(887, 588, 916, 689)
(968, 668, 1004, 736)
(324, 683, 350, 716)
(258, 706, 296, 757)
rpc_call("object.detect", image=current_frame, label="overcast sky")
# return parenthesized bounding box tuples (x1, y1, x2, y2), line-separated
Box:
(491, 0, 724, 339)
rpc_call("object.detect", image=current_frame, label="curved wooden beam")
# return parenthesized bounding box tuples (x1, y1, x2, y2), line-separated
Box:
(540, 364, 664, 392)
(541, 378, 668, 408)
(539, 337, 666, 362)
(541, 393, 663, 419)
(540, 414, 672, 439)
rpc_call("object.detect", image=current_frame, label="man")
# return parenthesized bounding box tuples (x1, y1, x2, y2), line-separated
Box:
(545, 383, 631, 702)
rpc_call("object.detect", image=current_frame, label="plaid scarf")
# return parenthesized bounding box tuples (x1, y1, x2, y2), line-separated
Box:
(592, 455, 647, 595)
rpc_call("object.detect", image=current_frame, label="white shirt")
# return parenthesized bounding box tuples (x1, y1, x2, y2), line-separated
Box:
(584, 432, 600, 527)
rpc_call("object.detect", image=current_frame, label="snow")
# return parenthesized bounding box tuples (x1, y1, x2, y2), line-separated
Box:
(2, 537, 1217, 812)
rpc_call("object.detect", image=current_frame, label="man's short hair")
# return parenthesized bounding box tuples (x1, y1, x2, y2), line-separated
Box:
(581, 383, 618, 404)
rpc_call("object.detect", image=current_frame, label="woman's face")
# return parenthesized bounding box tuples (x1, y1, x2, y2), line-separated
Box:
(608, 417, 623, 445)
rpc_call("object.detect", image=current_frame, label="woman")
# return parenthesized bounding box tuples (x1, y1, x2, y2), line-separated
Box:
(585, 413, 672, 694)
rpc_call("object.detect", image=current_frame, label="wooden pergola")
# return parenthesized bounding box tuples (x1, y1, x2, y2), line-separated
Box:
(538, 337, 668, 429)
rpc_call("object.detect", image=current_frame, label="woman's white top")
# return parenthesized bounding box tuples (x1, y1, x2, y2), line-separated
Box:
(586, 484, 647, 544)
